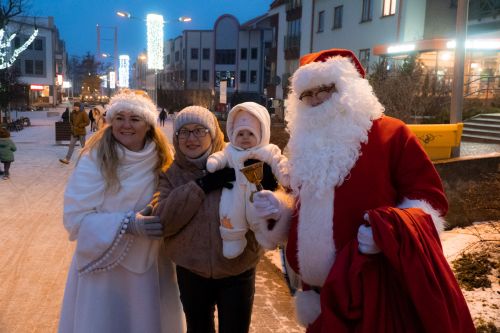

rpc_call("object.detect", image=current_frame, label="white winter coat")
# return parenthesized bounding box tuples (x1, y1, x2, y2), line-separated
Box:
(58, 141, 185, 333)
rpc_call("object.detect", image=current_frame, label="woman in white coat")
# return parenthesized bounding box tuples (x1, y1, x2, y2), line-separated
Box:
(58, 90, 185, 333)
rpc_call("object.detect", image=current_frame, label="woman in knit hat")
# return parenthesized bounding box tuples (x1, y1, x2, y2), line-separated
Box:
(154, 105, 261, 333)
(58, 89, 185, 333)
(206, 102, 289, 259)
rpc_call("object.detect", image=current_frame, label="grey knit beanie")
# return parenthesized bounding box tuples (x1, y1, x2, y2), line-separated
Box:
(174, 106, 217, 138)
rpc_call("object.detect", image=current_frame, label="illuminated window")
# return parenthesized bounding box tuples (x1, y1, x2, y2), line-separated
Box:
(383, 0, 397, 16)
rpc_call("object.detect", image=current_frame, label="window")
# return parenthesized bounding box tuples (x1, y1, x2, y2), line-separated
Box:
(34, 39, 43, 51)
(191, 48, 199, 60)
(190, 69, 198, 82)
(383, 0, 396, 16)
(24, 60, 33, 74)
(240, 48, 247, 60)
(175, 51, 179, 62)
(317, 11, 325, 32)
(251, 48, 258, 59)
(215, 71, 235, 88)
(333, 6, 343, 29)
(202, 70, 209, 82)
(240, 70, 247, 83)
(361, 0, 373, 22)
(35, 60, 43, 75)
(14, 37, 20, 48)
(166, 54, 170, 64)
(215, 49, 236, 64)
(358, 49, 370, 71)
(202, 48, 210, 60)
(250, 70, 257, 84)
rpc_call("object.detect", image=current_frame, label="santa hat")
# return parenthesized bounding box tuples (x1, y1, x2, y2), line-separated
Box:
(105, 89, 157, 127)
(291, 48, 366, 95)
(227, 102, 270, 148)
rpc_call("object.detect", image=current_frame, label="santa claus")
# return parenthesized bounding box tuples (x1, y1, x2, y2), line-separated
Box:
(252, 49, 475, 332)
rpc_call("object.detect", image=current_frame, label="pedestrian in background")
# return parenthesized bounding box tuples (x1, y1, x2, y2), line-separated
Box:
(58, 90, 185, 333)
(154, 106, 261, 333)
(61, 107, 70, 123)
(0, 127, 16, 180)
(92, 105, 105, 131)
(88, 107, 96, 132)
(159, 108, 167, 127)
(59, 101, 90, 165)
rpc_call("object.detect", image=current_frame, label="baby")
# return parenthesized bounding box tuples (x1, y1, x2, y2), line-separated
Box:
(207, 102, 289, 258)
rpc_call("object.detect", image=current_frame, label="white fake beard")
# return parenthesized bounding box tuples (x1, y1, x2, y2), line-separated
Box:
(286, 92, 375, 197)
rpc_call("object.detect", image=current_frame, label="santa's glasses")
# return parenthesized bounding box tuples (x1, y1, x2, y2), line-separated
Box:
(299, 84, 337, 105)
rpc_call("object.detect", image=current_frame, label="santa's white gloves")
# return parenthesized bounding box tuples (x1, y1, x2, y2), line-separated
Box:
(127, 207, 163, 239)
(357, 213, 381, 255)
(253, 190, 281, 222)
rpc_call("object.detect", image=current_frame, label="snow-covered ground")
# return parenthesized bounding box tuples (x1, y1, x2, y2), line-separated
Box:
(3, 110, 500, 329)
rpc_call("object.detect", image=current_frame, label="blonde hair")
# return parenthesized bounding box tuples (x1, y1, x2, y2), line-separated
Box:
(79, 124, 173, 192)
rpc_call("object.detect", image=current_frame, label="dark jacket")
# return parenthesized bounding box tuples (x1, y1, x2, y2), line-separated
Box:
(0, 138, 16, 162)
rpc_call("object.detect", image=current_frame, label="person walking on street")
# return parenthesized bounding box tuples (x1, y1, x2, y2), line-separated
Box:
(58, 90, 185, 333)
(61, 107, 70, 123)
(59, 102, 90, 164)
(88, 108, 96, 132)
(154, 106, 262, 333)
(159, 108, 167, 127)
(0, 128, 16, 180)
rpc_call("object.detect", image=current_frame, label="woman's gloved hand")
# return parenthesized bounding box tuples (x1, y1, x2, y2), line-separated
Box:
(196, 167, 236, 193)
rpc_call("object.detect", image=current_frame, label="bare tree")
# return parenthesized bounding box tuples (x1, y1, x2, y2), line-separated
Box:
(0, 0, 30, 28)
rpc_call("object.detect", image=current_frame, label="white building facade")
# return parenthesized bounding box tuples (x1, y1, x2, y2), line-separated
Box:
(8, 16, 67, 107)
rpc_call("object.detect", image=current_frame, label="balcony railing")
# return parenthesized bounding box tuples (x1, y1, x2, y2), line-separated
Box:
(284, 35, 300, 51)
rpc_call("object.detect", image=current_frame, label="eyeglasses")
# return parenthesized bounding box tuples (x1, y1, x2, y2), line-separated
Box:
(176, 127, 209, 140)
(299, 84, 337, 105)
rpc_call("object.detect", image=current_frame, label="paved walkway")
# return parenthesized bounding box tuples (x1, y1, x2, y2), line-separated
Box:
(0, 111, 302, 332)
(1, 110, 498, 332)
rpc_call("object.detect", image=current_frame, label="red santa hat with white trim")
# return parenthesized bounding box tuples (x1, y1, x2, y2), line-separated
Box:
(291, 48, 366, 95)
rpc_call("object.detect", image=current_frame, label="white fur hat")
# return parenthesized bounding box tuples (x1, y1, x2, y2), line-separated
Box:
(227, 102, 270, 148)
(105, 90, 157, 127)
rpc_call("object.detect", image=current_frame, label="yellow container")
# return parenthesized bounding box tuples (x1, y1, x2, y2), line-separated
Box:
(407, 123, 463, 160)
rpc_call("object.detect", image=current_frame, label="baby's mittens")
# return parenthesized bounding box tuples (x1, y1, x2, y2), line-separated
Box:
(206, 157, 219, 173)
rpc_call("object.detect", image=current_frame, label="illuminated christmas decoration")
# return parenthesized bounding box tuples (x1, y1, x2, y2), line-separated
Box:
(100, 75, 108, 88)
(146, 14, 164, 70)
(118, 55, 130, 88)
(109, 71, 116, 89)
(0, 28, 39, 69)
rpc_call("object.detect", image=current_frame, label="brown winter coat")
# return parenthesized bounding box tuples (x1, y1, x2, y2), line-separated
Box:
(70, 109, 90, 136)
(154, 115, 262, 279)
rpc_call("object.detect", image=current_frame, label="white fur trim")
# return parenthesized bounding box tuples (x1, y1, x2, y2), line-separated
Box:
(292, 56, 362, 95)
(105, 91, 158, 127)
(298, 187, 335, 287)
(295, 290, 321, 327)
(398, 197, 446, 233)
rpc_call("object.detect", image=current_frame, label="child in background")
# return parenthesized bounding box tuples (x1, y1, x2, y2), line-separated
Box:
(206, 102, 289, 258)
(0, 128, 17, 180)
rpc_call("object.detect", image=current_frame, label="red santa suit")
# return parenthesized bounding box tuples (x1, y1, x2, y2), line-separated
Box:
(261, 49, 474, 333)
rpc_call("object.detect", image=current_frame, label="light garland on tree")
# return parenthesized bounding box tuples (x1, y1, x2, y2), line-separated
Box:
(146, 14, 164, 70)
(118, 55, 130, 88)
(0, 28, 39, 70)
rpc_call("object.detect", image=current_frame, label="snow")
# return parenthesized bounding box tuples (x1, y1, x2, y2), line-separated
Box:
(3, 109, 499, 329)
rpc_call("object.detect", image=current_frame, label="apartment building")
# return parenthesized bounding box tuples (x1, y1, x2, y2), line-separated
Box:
(159, 14, 276, 110)
(271, 0, 500, 100)
(8, 16, 67, 107)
